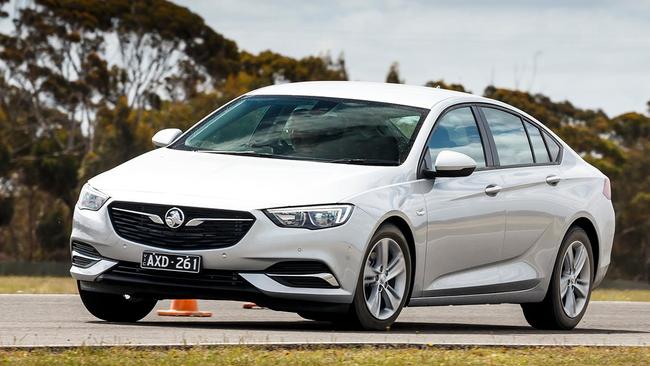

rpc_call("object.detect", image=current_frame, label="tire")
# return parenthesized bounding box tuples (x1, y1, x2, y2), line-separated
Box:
(349, 223, 412, 330)
(78, 283, 157, 322)
(521, 227, 594, 330)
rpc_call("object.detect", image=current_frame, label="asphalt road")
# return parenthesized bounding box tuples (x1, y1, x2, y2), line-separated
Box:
(0, 295, 648, 347)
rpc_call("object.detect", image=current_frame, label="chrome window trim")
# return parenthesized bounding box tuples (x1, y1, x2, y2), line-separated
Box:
(474, 103, 564, 168)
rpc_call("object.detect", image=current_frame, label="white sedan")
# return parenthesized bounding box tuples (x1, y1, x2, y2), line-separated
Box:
(70, 81, 614, 330)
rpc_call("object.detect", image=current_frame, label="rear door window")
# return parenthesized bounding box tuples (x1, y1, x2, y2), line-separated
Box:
(481, 107, 534, 166)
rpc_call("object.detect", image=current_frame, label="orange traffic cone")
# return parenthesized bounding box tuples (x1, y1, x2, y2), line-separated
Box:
(157, 299, 212, 317)
(242, 302, 263, 309)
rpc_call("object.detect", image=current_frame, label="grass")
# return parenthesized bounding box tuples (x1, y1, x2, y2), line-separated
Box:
(0, 276, 649, 302)
(591, 289, 650, 302)
(0, 346, 648, 365)
(0, 276, 78, 294)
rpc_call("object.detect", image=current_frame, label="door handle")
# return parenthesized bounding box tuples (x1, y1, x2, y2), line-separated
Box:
(546, 175, 561, 186)
(484, 184, 502, 196)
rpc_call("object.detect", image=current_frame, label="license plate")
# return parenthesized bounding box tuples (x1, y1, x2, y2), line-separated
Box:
(141, 252, 201, 273)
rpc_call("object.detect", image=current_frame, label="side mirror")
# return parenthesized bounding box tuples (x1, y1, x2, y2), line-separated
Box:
(152, 128, 182, 147)
(423, 150, 477, 178)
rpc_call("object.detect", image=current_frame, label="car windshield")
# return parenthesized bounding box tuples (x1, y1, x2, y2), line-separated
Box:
(171, 96, 428, 165)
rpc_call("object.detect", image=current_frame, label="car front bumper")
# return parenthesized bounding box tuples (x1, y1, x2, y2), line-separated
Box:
(70, 200, 377, 306)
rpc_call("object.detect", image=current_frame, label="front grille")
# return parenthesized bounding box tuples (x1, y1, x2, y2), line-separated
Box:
(108, 201, 255, 250)
(100, 261, 252, 290)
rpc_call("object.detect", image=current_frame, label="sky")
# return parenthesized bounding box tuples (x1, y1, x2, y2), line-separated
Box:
(175, 0, 650, 117)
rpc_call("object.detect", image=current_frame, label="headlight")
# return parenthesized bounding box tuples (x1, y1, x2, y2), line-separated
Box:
(77, 183, 110, 211)
(264, 204, 354, 229)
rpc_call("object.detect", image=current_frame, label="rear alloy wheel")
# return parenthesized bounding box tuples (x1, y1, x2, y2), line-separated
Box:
(559, 240, 592, 318)
(521, 227, 593, 330)
(351, 224, 411, 330)
(78, 282, 157, 322)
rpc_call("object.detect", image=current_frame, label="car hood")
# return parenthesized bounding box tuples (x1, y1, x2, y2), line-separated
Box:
(89, 148, 405, 211)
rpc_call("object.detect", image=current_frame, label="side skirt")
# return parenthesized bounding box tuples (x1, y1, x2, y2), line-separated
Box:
(408, 279, 545, 307)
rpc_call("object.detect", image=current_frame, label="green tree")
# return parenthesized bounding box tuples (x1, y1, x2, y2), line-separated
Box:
(386, 62, 403, 84)
(0, 0, 237, 259)
(613, 112, 650, 146)
(35, 200, 71, 258)
(425, 80, 469, 93)
(219, 51, 347, 101)
(0, 196, 12, 227)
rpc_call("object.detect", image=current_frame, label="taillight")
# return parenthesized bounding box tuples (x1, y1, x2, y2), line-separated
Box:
(603, 177, 611, 200)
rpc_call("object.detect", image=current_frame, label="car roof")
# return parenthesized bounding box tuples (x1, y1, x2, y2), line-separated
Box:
(246, 81, 489, 109)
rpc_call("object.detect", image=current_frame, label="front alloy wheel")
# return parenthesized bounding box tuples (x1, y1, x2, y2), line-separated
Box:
(351, 223, 411, 330)
(363, 238, 408, 320)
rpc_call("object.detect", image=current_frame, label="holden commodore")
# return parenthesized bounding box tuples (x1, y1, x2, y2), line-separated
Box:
(71, 81, 614, 330)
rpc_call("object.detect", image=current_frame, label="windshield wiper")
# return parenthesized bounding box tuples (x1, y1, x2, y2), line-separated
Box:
(194, 150, 271, 157)
(328, 158, 399, 166)
(195, 150, 397, 165)
(195, 150, 304, 160)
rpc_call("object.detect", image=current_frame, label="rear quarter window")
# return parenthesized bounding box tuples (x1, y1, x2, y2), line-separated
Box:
(523, 121, 552, 164)
(542, 130, 561, 162)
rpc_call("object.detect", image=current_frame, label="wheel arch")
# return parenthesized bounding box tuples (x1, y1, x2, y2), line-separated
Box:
(568, 216, 600, 272)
